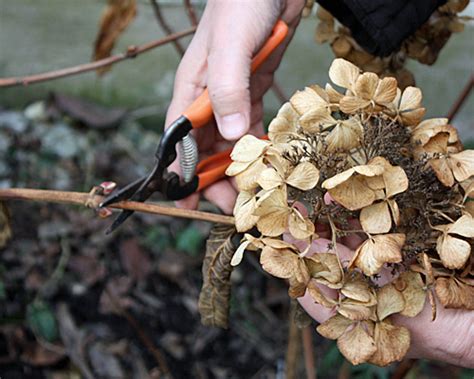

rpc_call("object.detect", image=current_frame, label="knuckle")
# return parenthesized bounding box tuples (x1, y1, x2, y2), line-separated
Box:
(209, 82, 249, 111)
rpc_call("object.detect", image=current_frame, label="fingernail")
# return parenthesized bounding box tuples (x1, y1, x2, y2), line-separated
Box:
(217, 113, 248, 140)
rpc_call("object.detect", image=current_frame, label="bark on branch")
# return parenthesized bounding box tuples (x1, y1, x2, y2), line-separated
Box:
(0, 27, 196, 88)
(0, 188, 234, 225)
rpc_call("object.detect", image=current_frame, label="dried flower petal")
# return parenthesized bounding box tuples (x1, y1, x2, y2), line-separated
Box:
(230, 135, 269, 162)
(316, 314, 352, 339)
(288, 210, 315, 240)
(376, 284, 405, 321)
(329, 58, 360, 90)
(369, 320, 410, 366)
(350, 234, 405, 276)
(435, 214, 474, 269)
(435, 277, 474, 310)
(395, 271, 426, 317)
(286, 162, 320, 190)
(337, 323, 377, 365)
(233, 191, 259, 232)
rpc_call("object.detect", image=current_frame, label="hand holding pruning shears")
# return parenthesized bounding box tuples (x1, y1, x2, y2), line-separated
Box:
(102, 0, 307, 231)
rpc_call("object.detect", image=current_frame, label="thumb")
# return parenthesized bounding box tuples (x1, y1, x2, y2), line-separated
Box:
(207, 38, 252, 141)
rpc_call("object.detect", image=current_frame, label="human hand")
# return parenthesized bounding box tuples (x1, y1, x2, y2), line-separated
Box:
(165, 0, 305, 214)
(297, 237, 474, 368)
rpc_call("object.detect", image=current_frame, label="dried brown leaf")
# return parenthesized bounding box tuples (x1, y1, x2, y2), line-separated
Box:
(0, 202, 12, 248)
(93, 0, 137, 75)
(199, 224, 238, 328)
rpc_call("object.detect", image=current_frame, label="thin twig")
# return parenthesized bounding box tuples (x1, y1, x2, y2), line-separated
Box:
(149, 0, 185, 56)
(183, 0, 199, 26)
(286, 302, 301, 379)
(0, 27, 196, 88)
(302, 326, 316, 379)
(105, 288, 174, 379)
(272, 81, 288, 105)
(0, 188, 234, 225)
(446, 74, 473, 122)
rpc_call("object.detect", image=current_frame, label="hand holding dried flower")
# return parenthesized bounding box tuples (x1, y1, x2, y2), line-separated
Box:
(227, 58, 474, 367)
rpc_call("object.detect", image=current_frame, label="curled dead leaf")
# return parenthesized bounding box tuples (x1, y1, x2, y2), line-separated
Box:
(199, 224, 239, 328)
(93, 0, 137, 75)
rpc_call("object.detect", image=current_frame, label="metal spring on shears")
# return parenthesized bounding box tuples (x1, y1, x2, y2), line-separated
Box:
(178, 134, 199, 183)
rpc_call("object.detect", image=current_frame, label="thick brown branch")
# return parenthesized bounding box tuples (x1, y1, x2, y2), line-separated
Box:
(149, 0, 185, 56)
(0, 188, 234, 225)
(0, 27, 196, 88)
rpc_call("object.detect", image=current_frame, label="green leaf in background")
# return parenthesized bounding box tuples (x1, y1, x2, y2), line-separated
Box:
(320, 342, 344, 377)
(175, 226, 205, 256)
(26, 301, 58, 342)
(464, 139, 474, 150)
(460, 368, 474, 379)
(142, 225, 172, 253)
(0, 280, 5, 301)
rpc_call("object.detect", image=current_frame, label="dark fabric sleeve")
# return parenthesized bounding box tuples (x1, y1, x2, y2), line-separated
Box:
(316, 0, 447, 56)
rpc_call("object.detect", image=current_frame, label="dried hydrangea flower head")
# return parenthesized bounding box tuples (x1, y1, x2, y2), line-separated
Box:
(312, 0, 471, 89)
(226, 58, 474, 366)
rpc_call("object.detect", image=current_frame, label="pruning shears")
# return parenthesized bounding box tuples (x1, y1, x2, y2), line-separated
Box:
(101, 20, 289, 233)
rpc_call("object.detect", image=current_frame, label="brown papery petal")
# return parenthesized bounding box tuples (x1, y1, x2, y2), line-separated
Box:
(225, 160, 252, 176)
(401, 107, 426, 127)
(259, 246, 298, 279)
(327, 176, 378, 211)
(350, 234, 405, 276)
(307, 280, 338, 308)
(290, 87, 327, 115)
(286, 162, 320, 190)
(337, 323, 377, 365)
(360, 202, 392, 234)
(397, 271, 426, 317)
(374, 77, 398, 105)
(430, 158, 455, 187)
(258, 167, 284, 190)
(448, 214, 474, 238)
(316, 314, 352, 340)
(449, 150, 474, 183)
(339, 96, 370, 113)
(436, 234, 471, 269)
(338, 301, 374, 321)
(299, 106, 334, 132)
(435, 277, 474, 310)
(400, 86, 422, 111)
(235, 159, 267, 191)
(288, 210, 315, 240)
(326, 119, 363, 152)
(376, 284, 405, 321)
(325, 83, 344, 103)
(342, 276, 375, 303)
(329, 58, 360, 90)
(230, 135, 269, 162)
(256, 208, 290, 237)
(383, 165, 409, 198)
(369, 321, 410, 366)
(354, 73, 379, 100)
(234, 191, 259, 232)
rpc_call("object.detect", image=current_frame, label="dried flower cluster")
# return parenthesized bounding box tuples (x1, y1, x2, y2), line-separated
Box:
(313, 0, 471, 89)
(226, 58, 474, 366)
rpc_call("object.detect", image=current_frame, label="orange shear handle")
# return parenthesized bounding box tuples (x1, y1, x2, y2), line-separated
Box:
(182, 20, 289, 129)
